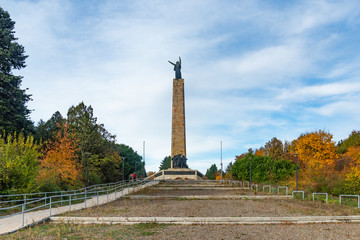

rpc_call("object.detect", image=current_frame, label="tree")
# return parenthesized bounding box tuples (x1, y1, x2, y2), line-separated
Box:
(288, 130, 338, 190)
(205, 164, 218, 180)
(255, 137, 285, 160)
(34, 111, 65, 143)
(67, 102, 115, 162)
(337, 131, 360, 154)
(0, 133, 40, 194)
(113, 143, 144, 179)
(342, 146, 360, 193)
(224, 162, 234, 179)
(37, 123, 81, 190)
(0, 7, 33, 134)
(159, 156, 171, 170)
(232, 153, 295, 183)
(99, 151, 123, 183)
(290, 130, 338, 169)
(264, 137, 284, 160)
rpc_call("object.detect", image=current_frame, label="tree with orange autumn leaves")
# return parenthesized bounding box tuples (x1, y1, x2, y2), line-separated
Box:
(37, 122, 81, 190)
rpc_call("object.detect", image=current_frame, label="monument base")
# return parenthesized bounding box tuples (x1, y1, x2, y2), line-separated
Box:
(153, 168, 203, 180)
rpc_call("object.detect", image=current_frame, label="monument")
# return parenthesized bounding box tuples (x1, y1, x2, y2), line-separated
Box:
(153, 57, 203, 180)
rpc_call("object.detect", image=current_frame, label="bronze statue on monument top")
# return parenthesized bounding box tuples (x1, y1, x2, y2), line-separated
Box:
(168, 57, 182, 79)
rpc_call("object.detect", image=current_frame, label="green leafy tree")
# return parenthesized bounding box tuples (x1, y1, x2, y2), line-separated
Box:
(159, 156, 171, 170)
(232, 153, 295, 183)
(205, 164, 218, 180)
(113, 143, 145, 179)
(337, 130, 360, 154)
(0, 7, 33, 134)
(34, 111, 65, 143)
(67, 102, 115, 164)
(0, 133, 40, 194)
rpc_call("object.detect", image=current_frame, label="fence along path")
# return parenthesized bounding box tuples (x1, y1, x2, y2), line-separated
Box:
(0, 181, 158, 235)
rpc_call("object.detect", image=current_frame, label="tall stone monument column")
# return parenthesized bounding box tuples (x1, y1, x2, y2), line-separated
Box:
(151, 57, 204, 180)
(171, 78, 186, 168)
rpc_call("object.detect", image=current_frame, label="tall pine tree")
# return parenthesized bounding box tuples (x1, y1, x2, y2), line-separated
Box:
(0, 7, 32, 134)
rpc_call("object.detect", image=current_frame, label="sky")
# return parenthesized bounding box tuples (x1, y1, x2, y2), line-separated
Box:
(1, 0, 360, 174)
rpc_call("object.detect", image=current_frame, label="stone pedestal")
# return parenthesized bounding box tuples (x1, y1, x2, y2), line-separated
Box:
(153, 168, 203, 180)
(171, 78, 186, 168)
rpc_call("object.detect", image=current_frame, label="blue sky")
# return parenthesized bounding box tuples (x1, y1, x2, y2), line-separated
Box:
(1, 0, 360, 173)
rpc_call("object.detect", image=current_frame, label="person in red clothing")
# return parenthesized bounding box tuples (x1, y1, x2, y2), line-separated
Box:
(133, 172, 136, 181)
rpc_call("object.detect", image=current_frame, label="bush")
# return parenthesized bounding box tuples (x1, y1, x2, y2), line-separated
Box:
(232, 154, 295, 184)
(0, 133, 41, 194)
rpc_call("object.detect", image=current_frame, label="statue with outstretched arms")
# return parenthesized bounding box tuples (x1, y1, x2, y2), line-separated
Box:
(168, 57, 182, 79)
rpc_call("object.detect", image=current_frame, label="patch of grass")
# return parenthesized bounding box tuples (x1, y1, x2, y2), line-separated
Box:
(175, 197, 188, 201)
(1, 223, 168, 239)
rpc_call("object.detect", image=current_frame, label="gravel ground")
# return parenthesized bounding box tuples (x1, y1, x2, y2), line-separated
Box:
(7, 181, 360, 239)
(66, 190, 360, 217)
(139, 223, 360, 240)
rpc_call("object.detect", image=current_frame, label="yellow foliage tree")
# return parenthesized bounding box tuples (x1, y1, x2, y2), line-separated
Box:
(290, 130, 338, 188)
(343, 146, 360, 192)
(292, 130, 338, 169)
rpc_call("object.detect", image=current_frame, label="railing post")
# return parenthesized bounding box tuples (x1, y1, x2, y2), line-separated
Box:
(22, 204, 25, 227)
(45, 192, 47, 206)
(24, 194, 27, 204)
(50, 197, 52, 217)
(97, 191, 99, 205)
(107, 190, 109, 203)
(85, 191, 87, 208)
(69, 195, 72, 211)
(61, 191, 63, 206)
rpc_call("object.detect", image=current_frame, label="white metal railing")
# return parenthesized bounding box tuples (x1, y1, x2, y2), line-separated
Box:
(0, 179, 156, 229)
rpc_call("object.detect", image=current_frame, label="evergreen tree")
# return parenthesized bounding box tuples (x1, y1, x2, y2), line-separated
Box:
(205, 164, 218, 180)
(0, 7, 33, 134)
(159, 156, 171, 170)
(34, 111, 65, 143)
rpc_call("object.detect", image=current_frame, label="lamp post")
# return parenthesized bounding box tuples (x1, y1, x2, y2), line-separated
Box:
(143, 141, 146, 178)
(84, 152, 91, 188)
(249, 156, 252, 187)
(122, 157, 126, 181)
(294, 153, 299, 191)
(220, 141, 223, 181)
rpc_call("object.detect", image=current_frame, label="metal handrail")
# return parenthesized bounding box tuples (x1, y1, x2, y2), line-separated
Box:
(0, 180, 151, 220)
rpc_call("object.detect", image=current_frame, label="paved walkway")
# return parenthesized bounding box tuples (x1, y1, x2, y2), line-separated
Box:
(0, 181, 158, 235)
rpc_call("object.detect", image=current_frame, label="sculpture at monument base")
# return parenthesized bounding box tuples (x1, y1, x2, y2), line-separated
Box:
(172, 154, 188, 169)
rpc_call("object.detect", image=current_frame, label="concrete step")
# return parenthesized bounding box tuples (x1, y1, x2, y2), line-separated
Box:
(51, 215, 360, 225)
(127, 195, 291, 200)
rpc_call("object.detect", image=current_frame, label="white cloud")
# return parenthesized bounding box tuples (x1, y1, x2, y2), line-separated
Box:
(2, 0, 360, 173)
(277, 81, 360, 102)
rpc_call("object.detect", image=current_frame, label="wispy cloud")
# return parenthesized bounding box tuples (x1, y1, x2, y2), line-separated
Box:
(1, 0, 360, 173)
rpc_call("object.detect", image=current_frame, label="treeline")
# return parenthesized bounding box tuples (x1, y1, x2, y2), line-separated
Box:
(251, 130, 360, 195)
(0, 102, 146, 194)
(205, 130, 360, 195)
(0, 7, 145, 194)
